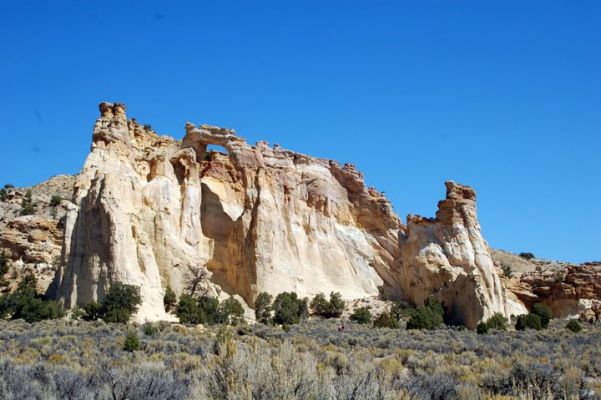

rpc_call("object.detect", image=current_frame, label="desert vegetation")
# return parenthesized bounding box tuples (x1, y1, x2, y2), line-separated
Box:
(0, 318, 598, 399)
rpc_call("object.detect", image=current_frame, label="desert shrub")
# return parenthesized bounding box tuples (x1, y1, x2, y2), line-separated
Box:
(0, 251, 8, 277)
(123, 330, 140, 352)
(309, 293, 329, 316)
(516, 313, 542, 330)
(272, 292, 306, 325)
(0, 188, 6, 201)
(142, 322, 159, 336)
(175, 294, 239, 325)
(566, 319, 582, 333)
(143, 124, 152, 130)
(519, 252, 535, 260)
(406, 372, 460, 399)
(81, 283, 141, 323)
(309, 292, 345, 318)
(328, 292, 345, 317)
(0, 273, 64, 322)
(3, 184, 14, 189)
(407, 307, 442, 330)
(501, 264, 512, 278)
(254, 292, 273, 324)
(217, 296, 244, 325)
(486, 313, 509, 331)
(69, 305, 85, 320)
(175, 294, 202, 324)
(406, 298, 445, 330)
(19, 297, 64, 322)
(49, 195, 62, 206)
(102, 283, 142, 323)
(390, 300, 415, 319)
(350, 307, 371, 324)
(198, 296, 220, 324)
(531, 303, 552, 328)
(20, 190, 35, 216)
(510, 361, 556, 398)
(424, 297, 445, 317)
(373, 311, 400, 329)
(476, 322, 489, 334)
(82, 301, 103, 321)
(163, 287, 177, 312)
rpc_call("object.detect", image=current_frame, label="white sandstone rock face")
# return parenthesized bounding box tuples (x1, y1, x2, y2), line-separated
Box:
(51, 103, 402, 321)
(51, 103, 525, 326)
(394, 181, 527, 328)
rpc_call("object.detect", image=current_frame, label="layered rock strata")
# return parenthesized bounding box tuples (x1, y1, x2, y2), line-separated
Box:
(50, 102, 526, 326)
(395, 182, 527, 327)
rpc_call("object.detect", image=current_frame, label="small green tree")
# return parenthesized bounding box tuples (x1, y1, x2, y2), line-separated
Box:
(566, 319, 582, 333)
(327, 292, 345, 318)
(350, 307, 371, 324)
(218, 296, 244, 325)
(82, 301, 103, 321)
(516, 313, 542, 330)
(309, 293, 329, 316)
(373, 312, 400, 329)
(485, 313, 509, 331)
(102, 283, 142, 323)
(123, 330, 140, 352)
(198, 296, 220, 324)
(406, 297, 445, 330)
(310, 292, 345, 318)
(273, 292, 304, 325)
(82, 283, 142, 323)
(531, 303, 552, 328)
(519, 252, 535, 260)
(254, 292, 273, 324)
(0, 273, 64, 322)
(50, 195, 62, 206)
(175, 294, 203, 324)
(0, 188, 6, 202)
(163, 287, 177, 312)
(390, 300, 415, 320)
(501, 264, 512, 279)
(406, 306, 443, 330)
(20, 190, 35, 216)
(477, 313, 508, 334)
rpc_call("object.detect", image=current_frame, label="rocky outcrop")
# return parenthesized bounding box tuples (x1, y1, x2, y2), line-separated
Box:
(50, 103, 402, 322)
(510, 263, 601, 319)
(44, 102, 529, 327)
(6, 104, 599, 329)
(394, 181, 527, 328)
(0, 175, 75, 293)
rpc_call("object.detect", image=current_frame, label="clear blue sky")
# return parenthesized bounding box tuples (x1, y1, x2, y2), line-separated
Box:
(1, 1, 599, 263)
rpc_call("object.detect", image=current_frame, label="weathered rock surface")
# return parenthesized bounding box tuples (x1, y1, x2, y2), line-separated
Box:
(34, 101, 569, 327)
(394, 182, 527, 328)
(50, 103, 403, 322)
(509, 263, 601, 319)
(4, 103, 599, 328)
(0, 175, 75, 293)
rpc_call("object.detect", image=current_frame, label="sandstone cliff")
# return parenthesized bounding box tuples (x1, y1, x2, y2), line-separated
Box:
(46, 102, 526, 327)
(395, 182, 527, 328)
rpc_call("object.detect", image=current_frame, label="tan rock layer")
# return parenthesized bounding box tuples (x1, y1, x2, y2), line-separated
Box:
(50, 102, 526, 326)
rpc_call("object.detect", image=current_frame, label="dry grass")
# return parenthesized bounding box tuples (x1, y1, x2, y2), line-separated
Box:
(0, 318, 599, 399)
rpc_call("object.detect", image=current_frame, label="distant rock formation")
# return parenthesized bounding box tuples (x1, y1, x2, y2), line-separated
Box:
(0, 175, 75, 293)
(29, 102, 527, 327)
(395, 181, 527, 328)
